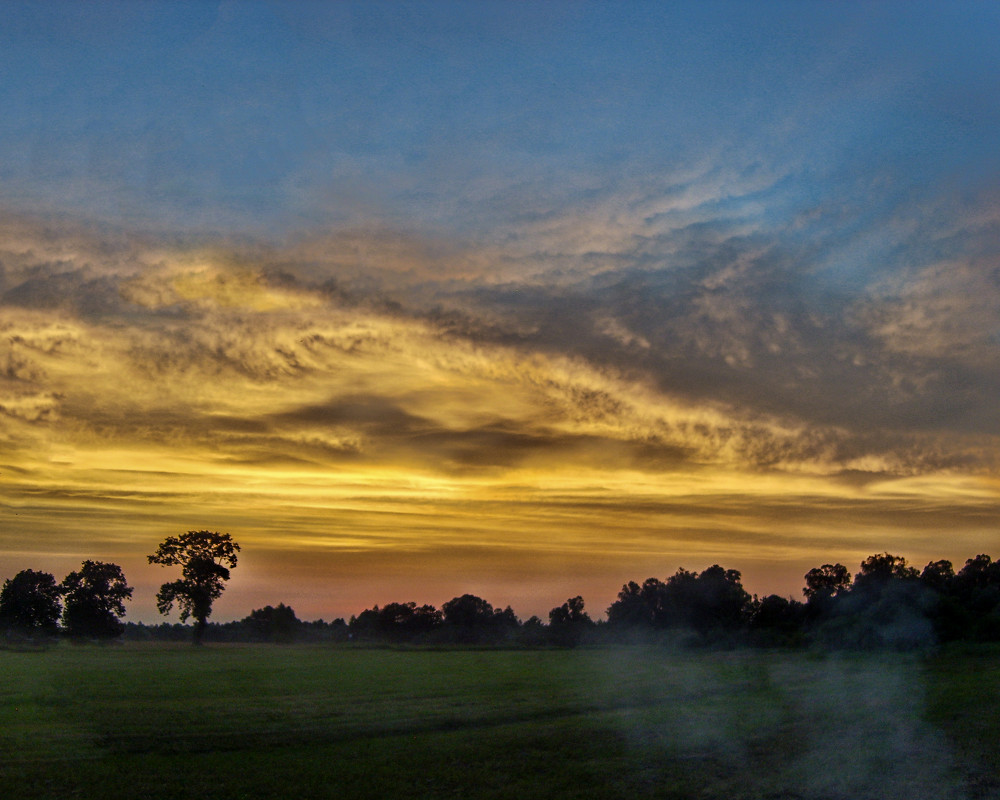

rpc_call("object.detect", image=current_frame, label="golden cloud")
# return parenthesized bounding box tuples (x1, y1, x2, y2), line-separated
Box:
(3, 215, 1000, 619)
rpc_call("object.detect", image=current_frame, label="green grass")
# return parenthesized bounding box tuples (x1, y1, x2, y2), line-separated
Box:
(1, 643, 998, 799)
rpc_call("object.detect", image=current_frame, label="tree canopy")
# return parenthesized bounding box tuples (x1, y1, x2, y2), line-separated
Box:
(243, 603, 301, 643)
(0, 569, 62, 636)
(803, 563, 852, 601)
(5, 543, 1000, 649)
(606, 565, 750, 636)
(60, 561, 133, 638)
(147, 530, 240, 645)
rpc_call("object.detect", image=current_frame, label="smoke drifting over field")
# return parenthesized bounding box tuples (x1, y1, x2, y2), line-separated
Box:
(598, 650, 965, 799)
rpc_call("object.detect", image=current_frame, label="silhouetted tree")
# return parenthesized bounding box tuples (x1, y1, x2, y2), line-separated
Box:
(954, 554, 1000, 593)
(147, 530, 240, 645)
(548, 595, 594, 646)
(809, 553, 938, 650)
(374, 602, 442, 640)
(803, 563, 852, 601)
(605, 566, 751, 640)
(802, 563, 853, 624)
(397, 602, 443, 638)
(688, 565, 751, 634)
(60, 561, 133, 638)
(549, 595, 590, 626)
(520, 615, 547, 646)
(854, 553, 919, 591)
(442, 594, 495, 627)
(244, 603, 300, 643)
(607, 578, 662, 628)
(0, 569, 62, 636)
(377, 601, 417, 632)
(657, 570, 697, 629)
(494, 605, 520, 632)
(920, 560, 955, 592)
(347, 602, 445, 642)
(606, 574, 691, 630)
(749, 594, 806, 646)
(410, 602, 440, 636)
(606, 580, 655, 628)
(917, 559, 968, 641)
(952, 554, 1000, 640)
(318, 617, 350, 643)
(441, 594, 518, 643)
(348, 606, 381, 640)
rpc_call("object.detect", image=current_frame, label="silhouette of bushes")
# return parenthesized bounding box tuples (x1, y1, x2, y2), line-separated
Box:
(7, 550, 1000, 649)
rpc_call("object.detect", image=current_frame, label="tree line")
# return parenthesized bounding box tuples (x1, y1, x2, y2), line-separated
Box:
(0, 530, 237, 646)
(3, 529, 1000, 650)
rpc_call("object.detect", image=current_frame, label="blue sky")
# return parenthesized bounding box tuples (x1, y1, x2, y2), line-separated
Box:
(3, 2, 1000, 620)
(4, 1, 997, 237)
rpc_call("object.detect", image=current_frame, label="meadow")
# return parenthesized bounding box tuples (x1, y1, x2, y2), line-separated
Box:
(2, 643, 998, 799)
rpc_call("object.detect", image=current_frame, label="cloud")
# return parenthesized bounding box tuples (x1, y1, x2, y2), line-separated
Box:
(858, 260, 1000, 363)
(3, 205, 1000, 489)
(1, 204, 999, 621)
(2, 3, 1000, 621)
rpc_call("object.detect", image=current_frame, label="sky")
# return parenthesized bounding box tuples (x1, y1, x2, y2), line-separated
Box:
(2, 1, 1000, 623)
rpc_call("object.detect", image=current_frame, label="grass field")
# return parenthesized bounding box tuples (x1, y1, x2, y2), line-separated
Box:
(2, 643, 998, 799)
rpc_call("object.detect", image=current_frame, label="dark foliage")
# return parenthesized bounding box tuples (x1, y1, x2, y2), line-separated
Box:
(123, 616, 350, 644)
(606, 565, 751, 641)
(854, 552, 920, 589)
(748, 594, 806, 646)
(598, 551, 1000, 651)
(348, 601, 443, 642)
(802, 552, 1000, 649)
(803, 563, 852, 602)
(242, 603, 301, 643)
(949, 555, 1000, 641)
(920, 559, 955, 593)
(60, 561, 133, 639)
(6, 547, 1000, 650)
(548, 596, 595, 647)
(520, 615, 549, 646)
(148, 530, 240, 645)
(440, 594, 520, 644)
(0, 569, 62, 636)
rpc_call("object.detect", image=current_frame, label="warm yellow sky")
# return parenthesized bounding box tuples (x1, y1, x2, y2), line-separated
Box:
(3, 4, 1000, 623)
(3, 219, 998, 621)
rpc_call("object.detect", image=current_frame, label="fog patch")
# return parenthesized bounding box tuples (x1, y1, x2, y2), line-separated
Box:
(597, 650, 966, 799)
(776, 656, 963, 800)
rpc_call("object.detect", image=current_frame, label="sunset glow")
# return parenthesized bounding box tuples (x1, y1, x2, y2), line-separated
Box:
(2, 2, 999, 621)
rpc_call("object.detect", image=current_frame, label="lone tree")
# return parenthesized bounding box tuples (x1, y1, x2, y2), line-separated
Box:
(61, 561, 133, 639)
(0, 569, 62, 637)
(148, 530, 240, 645)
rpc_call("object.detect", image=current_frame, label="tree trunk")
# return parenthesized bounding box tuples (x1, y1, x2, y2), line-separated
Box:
(193, 615, 207, 645)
